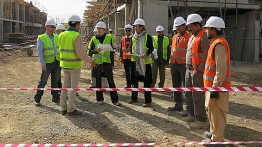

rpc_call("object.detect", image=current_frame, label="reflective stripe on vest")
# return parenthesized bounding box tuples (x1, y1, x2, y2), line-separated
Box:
(38, 34, 59, 63)
(191, 29, 206, 73)
(121, 36, 132, 60)
(152, 36, 169, 60)
(131, 34, 152, 64)
(59, 31, 82, 68)
(170, 32, 191, 64)
(92, 34, 112, 64)
(203, 37, 232, 87)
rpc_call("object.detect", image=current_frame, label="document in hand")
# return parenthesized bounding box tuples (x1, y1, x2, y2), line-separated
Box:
(98, 44, 114, 52)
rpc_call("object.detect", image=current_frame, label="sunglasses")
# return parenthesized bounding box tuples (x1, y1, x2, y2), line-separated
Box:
(125, 30, 131, 32)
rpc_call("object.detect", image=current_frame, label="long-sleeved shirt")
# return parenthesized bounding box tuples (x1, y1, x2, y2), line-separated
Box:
(120, 35, 132, 58)
(153, 36, 171, 65)
(213, 43, 228, 87)
(74, 34, 93, 63)
(89, 33, 114, 66)
(186, 31, 210, 72)
(37, 33, 56, 65)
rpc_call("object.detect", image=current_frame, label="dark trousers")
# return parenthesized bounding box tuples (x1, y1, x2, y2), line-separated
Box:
(34, 59, 60, 102)
(131, 62, 152, 103)
(170, 63, 186, 106)
(93, 62, 119, 103)
(151, 63, 166, 88)
(123, 59, 132, 87)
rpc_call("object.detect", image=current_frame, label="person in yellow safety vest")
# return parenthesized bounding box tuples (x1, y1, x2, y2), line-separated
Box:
(34, 19, 61, 107)
(59, 15, 96, 116)
(129, 18, 154, 107)
(183, 13, 210, 129)
(202, 16, 231, 142)
(108, 29, 116, 48)
(87, 28, 108, 88)
(89, 21, 121, 106)
(151, 25, 170, 88)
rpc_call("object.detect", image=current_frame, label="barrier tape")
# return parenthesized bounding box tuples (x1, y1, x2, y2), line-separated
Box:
(0, 87, 262, 92)
(0, 141, 262, 147)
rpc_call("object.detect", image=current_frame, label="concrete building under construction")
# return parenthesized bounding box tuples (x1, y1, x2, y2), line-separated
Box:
(0, 0, 47, 44)
(83, 0, 262, 63)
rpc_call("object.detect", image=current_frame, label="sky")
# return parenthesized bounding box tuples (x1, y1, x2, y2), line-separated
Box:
(27, 0, 89, 23)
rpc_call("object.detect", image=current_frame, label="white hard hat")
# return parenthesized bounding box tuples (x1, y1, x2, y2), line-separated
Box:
(125, 24, 132, 29)
(172, 25, 176, 31)
(68, 15, 81, 22)
(204, 16, 225, 30)
(45, 19, 56, 26)
(186, 13, 202, 25)
(133, 18, 145, 26)
(56, 24, 66, 30)
(156, 25, 164, 32)
(109, 29, 113, 32)
(95, 21, 106, 29)
(174, 17, 186, 26)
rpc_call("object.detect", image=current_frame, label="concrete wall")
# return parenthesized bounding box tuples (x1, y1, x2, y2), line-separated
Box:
(0, 0, 3, 43)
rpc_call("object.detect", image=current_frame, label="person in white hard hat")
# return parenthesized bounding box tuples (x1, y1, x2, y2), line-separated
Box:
(168, 17, 191, 112)
(56, 24, 66, 35)
(151, 25, 170, 88)
(89, 21, 121, 106)
(129, 18, 154, 107)
(202, 16, 231, 142)
(59, 15, 96, 116)
(120, 24, 133, 88)
(34, 19, 61, 106)
(183, 13, 209, 129)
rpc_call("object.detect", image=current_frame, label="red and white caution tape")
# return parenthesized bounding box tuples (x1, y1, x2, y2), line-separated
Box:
(0, 141, 262, 147)
(0, 87, 262, 92)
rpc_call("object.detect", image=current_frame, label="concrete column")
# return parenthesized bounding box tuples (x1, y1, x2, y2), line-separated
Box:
(108, 14, 115, 31)
(115, 12, 122, 45)
(125, 4, 130, 25)
(254, 20, 260, 63)
(16, 3, 19, 21)
(138, 0, 142, 18)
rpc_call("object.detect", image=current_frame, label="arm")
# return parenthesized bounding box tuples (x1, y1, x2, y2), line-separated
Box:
(213, 43, 228, 87)
(146, 34, 154, 55)
(197, 34, 210, 72)
(37, 38, 46, 66)
(74, 35, 93, 63)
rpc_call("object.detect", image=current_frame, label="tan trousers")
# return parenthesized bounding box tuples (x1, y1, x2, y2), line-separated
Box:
(60, 68, 81, 112)
(205, 92, 229, 141)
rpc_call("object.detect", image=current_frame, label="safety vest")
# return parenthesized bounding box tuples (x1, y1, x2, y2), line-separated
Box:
(38, 33, 59, 63)
(110, 34, 116, 45)
(92, 34, 112, 64)
(170, 32, 191, 64)
(121, 36, 132, 60)
(59, 31, 82, 68)
(131, 34, 152, 64)
(152, 36, 170, 60)
(192, 29, 206, 73)
(203, 37, 231, 87)
(86, 36, 96, 55)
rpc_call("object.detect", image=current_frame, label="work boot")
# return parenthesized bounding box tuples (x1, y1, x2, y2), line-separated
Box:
(34, 101, 41, 107)
(203, 131, 212, 139)
(61, 110, 67, 115)
(97, 101, 104, 105)
(188, 120, 207, 129)
(183, 115, 195, 122)
(167, 105, 183, 111)
(113, 101, 122, 106)
(128, 100, 137, 104)
(142, 103, 151, 107)
(68, 109, 82, 116)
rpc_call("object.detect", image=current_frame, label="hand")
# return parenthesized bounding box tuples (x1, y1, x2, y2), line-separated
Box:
(210, 91, 219, 99)
(41, 65, 47, 71)
(91, 59, 97, 68)
(97, 48, 102, 53)
(140, 54, 148, 59)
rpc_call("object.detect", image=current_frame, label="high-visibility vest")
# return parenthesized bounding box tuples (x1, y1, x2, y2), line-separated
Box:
(121, 36, 132, 60)
(86, 36, 96, 55)
(203, 37, 231, 87)
(38, 33, 59, 63)
(59, 31, 82, 68)
(192, 29, 206, 73)
(170, 32, 191, 64)
(92, 34, 112, 64)
(152, 36, 170, 60)
(131, 34, 152, 64)
(110, 34, 116, 45)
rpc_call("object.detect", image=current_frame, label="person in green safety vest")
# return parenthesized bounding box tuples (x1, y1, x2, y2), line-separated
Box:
(129, 18, 154, 107)
(151, 25, 171, 88)
(89, 21, 121, 106)
(59, 15, 96, 116)
(34, 19, 61, 107)
(108, 29, 116, 48)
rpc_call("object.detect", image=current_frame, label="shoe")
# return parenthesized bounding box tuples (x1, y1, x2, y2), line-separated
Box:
(181, 111, 189, 117)
(142, 103, 151, 107)
(128, 100, 137, 104)
(68, 109, 82, 116)
(97, 101, 104, 105)
(113, 102, 121, 106)
(188, 120, 207, 130)
(76, 93, 79, 96)
(203, 131, 212, 139)
(52, 98, 60, 103)
(35, 102, 41, 107)
(61, 110, 67, 115)
(183, 115, 195, 122)
(124, 85, 131, 88)
(167, 105, 183, 111)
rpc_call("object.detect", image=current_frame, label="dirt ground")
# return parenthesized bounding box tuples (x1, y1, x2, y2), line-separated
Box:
(0, 49, 261, 146)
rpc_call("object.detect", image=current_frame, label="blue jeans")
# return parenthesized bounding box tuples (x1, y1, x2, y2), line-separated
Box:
(34, 59, 61, 102)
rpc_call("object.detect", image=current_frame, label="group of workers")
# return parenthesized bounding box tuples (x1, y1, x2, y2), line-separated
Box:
(34, 13, 231, 143)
